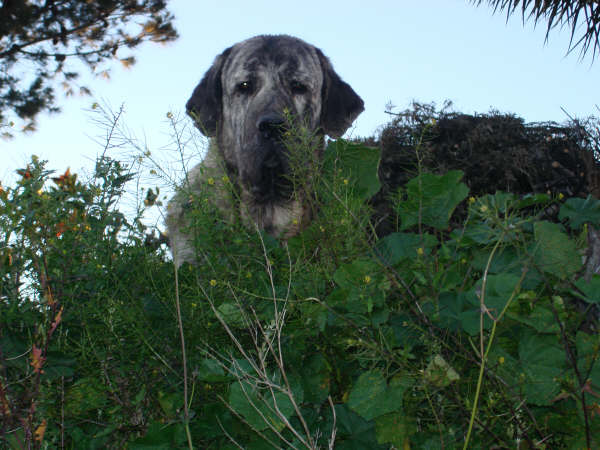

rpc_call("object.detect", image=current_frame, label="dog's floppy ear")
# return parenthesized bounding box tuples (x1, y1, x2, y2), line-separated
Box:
(316, 49, 364, 138)
(186, 47, 232, 137)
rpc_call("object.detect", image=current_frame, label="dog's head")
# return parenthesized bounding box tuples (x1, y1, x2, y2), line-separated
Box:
(186, 35, 364, 206)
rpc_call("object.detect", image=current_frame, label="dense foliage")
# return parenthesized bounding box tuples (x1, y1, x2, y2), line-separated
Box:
(0, 0, 177, 133)
(0, 116, 599, 448)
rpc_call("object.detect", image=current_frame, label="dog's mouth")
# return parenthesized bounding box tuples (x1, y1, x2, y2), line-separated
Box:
(249, 155, 294, 203)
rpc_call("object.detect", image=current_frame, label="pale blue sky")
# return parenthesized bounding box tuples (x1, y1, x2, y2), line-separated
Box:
(3, 0, 599, 185)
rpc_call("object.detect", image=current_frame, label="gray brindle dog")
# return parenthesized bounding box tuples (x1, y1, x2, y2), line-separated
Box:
(167, 35, 364, 266)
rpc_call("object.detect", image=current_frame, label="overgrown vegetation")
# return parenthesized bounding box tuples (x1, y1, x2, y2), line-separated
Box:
(1, 106, 599, 449)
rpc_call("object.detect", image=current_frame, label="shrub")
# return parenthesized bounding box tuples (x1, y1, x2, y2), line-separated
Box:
(1, 109, 599, 449)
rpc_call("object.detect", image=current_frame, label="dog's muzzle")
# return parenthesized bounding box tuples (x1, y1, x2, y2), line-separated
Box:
(247, 114, 293, 202)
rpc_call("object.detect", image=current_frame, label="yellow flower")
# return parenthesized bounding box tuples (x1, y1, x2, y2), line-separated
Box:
(480, 205, 488, 213)
(207, 177, 215, 186)
(343, 179, 349, 185)
(246, 271, 252, 279)
(221, 175, 229, 183)
(209, 279, 217, 287)
(558, 193, 564, 200)
(416, 247, 424, 256)
(498, 356, 505, 365)
(468, 196, 476, 204)
(166, 111, 173, 119)
(292, 218, 298, 225)
(363, 275, 372, 284)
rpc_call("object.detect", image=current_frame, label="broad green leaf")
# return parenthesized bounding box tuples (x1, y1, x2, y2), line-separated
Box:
(300, 354, 331, 404)
(375, 232, 438, 266)
(474, 191, 518, 214)
(398, 170, 469, 230)
(129, 422, 186, 449)
(518, 333, 565, 406)
(375, 412, 415, 447)
(332, 404, 384, 449)
(196, 358, 228, 382)
(559, 195, 600, 229)
(576, 331, 600, 385)
(508, 306, 559, 333)
(347, 370, 408, 421)
(216, 302, 246, 327)
(474, 273, 522, 313)
(533, 221, 581, 279)
(572, 275, 600, 304)
(324, 140, 381, 201)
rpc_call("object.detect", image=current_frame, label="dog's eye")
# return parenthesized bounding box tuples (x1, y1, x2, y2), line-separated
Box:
(236, 81, 252, 94)
(290, 81, 307, 95)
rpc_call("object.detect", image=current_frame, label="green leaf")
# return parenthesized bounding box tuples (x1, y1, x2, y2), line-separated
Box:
(157, 391, 182, 419)
(228, 372, 303, 432)
(65, 377, 108, 416)
(216, 302, 246, 327)
(559, 195, 600, 229)
(129, 422, 186, 449)
(300, 354, 331, 404)
(424, 354, 460, 387)
(332, 404, 384, 449)
(333, 258, 380, 293)
(347, 370, 408, 421)
(518, 333, 565, 406)
(533, 221, 581, 279)
(572, 275, 600, 304)
(374, 232, 438, 266)
(398, 170, 469, 230)
(196, 358, 228, 382)
(576, 331, 600, 386)
(324, 140, 381, 201)
(375, 412, 415, 447)
(508, 306, 559, 333)
(41, 351, 76, 381)
(474, 273, 522, 313)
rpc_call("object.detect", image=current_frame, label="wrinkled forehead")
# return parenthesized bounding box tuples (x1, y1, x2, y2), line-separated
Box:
(223, 36, 323, 84)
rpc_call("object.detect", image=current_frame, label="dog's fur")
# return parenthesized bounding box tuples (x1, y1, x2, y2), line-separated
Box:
(167, 35, 364, 266)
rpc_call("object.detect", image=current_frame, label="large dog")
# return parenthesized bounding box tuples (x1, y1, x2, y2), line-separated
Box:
(167, 35, 364, 266)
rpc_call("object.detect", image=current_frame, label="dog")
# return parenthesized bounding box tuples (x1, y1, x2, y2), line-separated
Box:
(167, 35, 364, 266)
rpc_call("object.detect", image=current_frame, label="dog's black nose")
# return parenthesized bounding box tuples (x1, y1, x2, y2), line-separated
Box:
(257, 114, 285, 140)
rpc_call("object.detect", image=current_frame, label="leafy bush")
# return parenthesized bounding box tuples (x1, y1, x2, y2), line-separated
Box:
(1, 115, 599, 449)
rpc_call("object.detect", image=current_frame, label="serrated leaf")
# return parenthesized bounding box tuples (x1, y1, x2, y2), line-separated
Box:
(559, 195, 600, 229)
(533, 221, 581, 279)
(347, 370, 408, 421)
(398, 170, 469, 230)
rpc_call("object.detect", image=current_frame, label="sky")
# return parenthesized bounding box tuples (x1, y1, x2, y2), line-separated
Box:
(3, 0, 599, 194)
